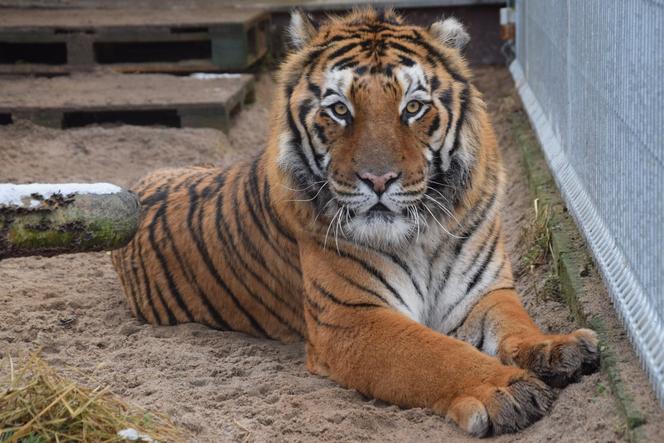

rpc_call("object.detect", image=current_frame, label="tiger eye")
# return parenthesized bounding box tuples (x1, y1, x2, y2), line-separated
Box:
(406, 100, 422, 114)
(333, 103, 348, 116)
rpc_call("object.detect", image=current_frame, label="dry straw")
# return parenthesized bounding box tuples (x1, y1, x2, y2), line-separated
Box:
(0, 353, 186, 442)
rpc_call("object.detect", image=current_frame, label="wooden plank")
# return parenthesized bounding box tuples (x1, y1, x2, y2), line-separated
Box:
(0, 1, 503, 11)
(0, 73, 255, 132)
(0, 8, 268, 30)
(0, 8, 270, 73)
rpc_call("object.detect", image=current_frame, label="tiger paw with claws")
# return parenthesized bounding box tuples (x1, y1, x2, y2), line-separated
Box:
(500, 328, 600, 388)
(443, 369, 556, 437)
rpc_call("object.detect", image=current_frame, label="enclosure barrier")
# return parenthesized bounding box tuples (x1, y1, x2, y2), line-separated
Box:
(511, 0, 664, 406)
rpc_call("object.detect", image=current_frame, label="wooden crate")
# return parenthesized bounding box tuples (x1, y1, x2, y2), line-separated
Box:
(0, 73, 255, 132)
(0, 8, 269, 74)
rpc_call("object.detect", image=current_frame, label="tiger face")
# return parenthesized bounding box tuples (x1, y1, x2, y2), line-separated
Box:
(277, 9, 476, 247)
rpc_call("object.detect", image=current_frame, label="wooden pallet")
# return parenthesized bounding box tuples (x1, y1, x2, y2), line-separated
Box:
(0, 73, 255, 132)
(0, 8, 270, 75)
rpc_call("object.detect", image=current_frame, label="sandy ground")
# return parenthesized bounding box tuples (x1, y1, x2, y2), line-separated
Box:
(1, 67, 663, 442)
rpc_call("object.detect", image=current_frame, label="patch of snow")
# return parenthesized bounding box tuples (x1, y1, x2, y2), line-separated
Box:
(190, 73, 243, 80)
(117, 428, 157, 442)
(0, 183, 122, 207)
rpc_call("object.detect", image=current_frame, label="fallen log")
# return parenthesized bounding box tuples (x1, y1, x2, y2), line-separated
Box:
(0, 183, 140, 260)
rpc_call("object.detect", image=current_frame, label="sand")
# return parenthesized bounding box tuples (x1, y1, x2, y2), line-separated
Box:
(1, 67, 663, 442)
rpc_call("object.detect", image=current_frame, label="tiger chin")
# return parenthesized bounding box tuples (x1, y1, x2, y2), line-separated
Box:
(112, 8, 599, 437)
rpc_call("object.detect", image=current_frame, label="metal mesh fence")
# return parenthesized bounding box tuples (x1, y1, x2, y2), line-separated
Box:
(511, 0, 664, 405)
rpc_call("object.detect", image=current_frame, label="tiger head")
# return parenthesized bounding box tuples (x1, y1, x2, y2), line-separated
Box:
(273, 8, 492, 247)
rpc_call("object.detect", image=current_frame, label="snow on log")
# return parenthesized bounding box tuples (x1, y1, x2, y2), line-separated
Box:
(0, 183, 140, 260)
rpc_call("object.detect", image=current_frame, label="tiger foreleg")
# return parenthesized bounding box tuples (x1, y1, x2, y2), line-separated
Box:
(299, 242, 555, 436)
(456, 288, 600, 388)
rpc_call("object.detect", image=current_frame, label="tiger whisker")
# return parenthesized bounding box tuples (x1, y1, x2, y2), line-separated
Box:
(427, 179, 457, 190)
(284, 181, 329, 202)
(324, 207, 342, 250)
(334, 206, 345, 254)
(278, 180, 327, 193)
(313, 197, 335, 225)
(409, 205, 421, 242)
(425, 184, 453, 204)
(424, 193, 462, 227)
(421, 202, 465, 239)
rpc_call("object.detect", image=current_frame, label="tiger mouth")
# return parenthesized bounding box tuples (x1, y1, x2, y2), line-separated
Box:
(368, 202, 391, 212)
(338, 202, 411, 222)
(358, 202, 406, 221)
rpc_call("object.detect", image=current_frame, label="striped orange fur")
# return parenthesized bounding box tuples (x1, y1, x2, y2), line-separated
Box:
(112, 8, 599, 436)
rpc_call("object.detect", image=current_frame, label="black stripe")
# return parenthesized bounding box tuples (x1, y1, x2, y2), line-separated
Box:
(315, 240, 410, 311)
(304, 301, 350, 330)
(123, 250, 147, 323)
(312, 280, 381, 308)
(334, 271, 390, 305)
(136, 236, 174, 325)
(465, 231, 501, 296)
(386, 40, 418, 56)
(428, 190, 497, 294)
(332, 56, 359, 70)
(462, 222, 500, 295)
(297, 99, 325, 173)
(183, 174, 234, 330)
(398, 55, 415, 67)
(307, 81, 321, 98)
(430, 75, 441, 92)
(404, 32, 468, 83)
(248, 158, 302, 274)
(150, 192, 223, 325)
(320, 33, 362, 46)
(427, 114, 441, 137)
(140, 186, 168, 208)
(211, 178, 271, 337)
(328, 42, 359, 61)
(262, 176, 298, 246)
(450, 87, 469, 157)
(286, 96, 319, 180)
(364, 245, 426, 302)
(393, 189, 422, 197)
(436, 224, 500, 325)
(439, 87, 453, 107)
(216, 174, 302, 337)
(153, 285, 175, 325)
(239, 171, 303, 317)
(313, 123, 328, 144)
(131, 238, 160, 323)
(148, 204, 195, 322)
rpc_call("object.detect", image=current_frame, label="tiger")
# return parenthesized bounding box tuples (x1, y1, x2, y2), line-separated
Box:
(111, 8, 600, 436)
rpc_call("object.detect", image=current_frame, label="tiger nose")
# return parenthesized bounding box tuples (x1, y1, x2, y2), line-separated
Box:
(357, 171, 400, 195)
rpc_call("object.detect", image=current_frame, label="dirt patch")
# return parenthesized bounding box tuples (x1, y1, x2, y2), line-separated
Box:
(1, 67, 662, 442)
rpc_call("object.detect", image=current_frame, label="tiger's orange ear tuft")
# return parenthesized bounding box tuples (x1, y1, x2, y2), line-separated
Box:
(429, 17, 470, 50)
(288, 9, 317, 50)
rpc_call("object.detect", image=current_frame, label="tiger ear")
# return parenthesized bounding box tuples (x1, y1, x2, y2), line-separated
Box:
(288, 9, 317, 50)
(429, 17, 470, 50)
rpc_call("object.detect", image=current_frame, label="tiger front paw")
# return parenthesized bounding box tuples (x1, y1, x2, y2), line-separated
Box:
(444, 369, 556, 437)
(503, 328, 600, 388)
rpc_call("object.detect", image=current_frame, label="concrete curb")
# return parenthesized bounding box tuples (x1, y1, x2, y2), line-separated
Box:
(510, 111, 646, 443)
